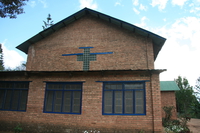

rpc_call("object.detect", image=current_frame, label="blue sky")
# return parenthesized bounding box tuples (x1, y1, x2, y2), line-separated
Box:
(1, 0, 200, 86)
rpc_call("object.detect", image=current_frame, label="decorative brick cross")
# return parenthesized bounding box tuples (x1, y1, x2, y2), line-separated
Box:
(62, 47, 113, 71)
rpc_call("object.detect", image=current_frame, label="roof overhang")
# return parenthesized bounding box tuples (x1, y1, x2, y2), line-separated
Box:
(0, 69, 166, 76)
(16, 8, 166, 60)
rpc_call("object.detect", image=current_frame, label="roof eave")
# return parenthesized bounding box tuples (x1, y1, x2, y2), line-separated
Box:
(0, 69, 166, 74)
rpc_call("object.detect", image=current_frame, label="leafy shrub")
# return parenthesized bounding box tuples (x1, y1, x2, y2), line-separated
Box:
(164, 125, 183, 133)
(162, 106, 191, 133)
(162, 106, 174, 127)
(14, 124, 22, 133)
(172, 119, 181, 125)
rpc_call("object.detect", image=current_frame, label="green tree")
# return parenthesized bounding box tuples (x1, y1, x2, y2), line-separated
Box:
(193, 77, 200, 118)
(190, 100, 200, 118)
(0, 44, 4, 70)
(195, 77, 200, 102)
(175, 76, 196, 115)
(42, 14, 54, 30)
(0, 0, 28, 18)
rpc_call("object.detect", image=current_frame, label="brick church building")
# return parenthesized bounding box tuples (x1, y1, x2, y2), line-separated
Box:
(0, 8, 178, 133)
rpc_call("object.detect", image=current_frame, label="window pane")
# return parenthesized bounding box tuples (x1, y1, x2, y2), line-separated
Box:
(45, 91, 54, 111)
(63, 91, 71, 112)
(0, 83, 5, 88)
(15, 83, 29, 89)
(73, 105, 80, 113)
(105, 84, 122, 90)
(0, 82, 29, 111)
(136, 99, 143, 105)
(104, 91, 113, 113)
(54, 91, 62, 112)
(72, 91, 81, 113)
(125, 83, 143, 89)
(4, 90, 12, 110)
(45, 83, 82, 114)
(0, 83, 12, 89)
(136, 106, 144, 114)
(0, 90, 5, 109)
(19, 90, 28, 110)
(74, 84, 82, 90)
(135, 91, 144, 114)
(103, 82, 145, 115)
(125, 91, 133, 114)
(11, 90, 20, 110)
(136, 90, 144, 98)
(48, 84, 63, 90)
(65, 84, 82, 90)
(114, 91, 122, 114)
(125, 84, 134, 89)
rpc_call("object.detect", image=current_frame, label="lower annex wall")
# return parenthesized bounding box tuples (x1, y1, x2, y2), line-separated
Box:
(0, 71, 162, 133)
(161, 91, 177, 120)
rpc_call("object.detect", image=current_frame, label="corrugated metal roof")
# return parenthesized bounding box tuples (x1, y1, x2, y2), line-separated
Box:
(160, 81, 180, 91)
(16, 8, 166, 60)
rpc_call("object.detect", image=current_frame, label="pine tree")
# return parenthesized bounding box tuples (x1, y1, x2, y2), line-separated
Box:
(0, 44, 4, 71)
(42, 14, 54, 30)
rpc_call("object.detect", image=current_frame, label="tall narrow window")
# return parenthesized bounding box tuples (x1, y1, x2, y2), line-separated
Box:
(103, 81, 145, 115)
(0, 81, 29, 111)
(44, 82, 82, 114)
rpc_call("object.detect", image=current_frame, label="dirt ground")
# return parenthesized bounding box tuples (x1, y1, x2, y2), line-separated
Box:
(187, 118, 200, 133)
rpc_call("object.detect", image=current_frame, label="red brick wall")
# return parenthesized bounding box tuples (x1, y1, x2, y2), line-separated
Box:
(149, 73, 162, 132)
(161, 91, 177, 119)
(0, 12, 163, 133)
(26, 15, 154, 71)
(0, 71, 162, 133)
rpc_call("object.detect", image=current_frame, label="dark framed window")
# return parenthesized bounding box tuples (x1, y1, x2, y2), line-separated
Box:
(0, 81, 29, 111)
(102, 81, 146, 115)
(44, 82, 83, 114)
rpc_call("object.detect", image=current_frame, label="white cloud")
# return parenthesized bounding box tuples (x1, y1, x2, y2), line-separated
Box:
(115, 0, 123, 6)
(115, 2, 121, 6)
(189, 0, 200, 15)
(135, 16, 149, 28)
(190, 7, 200, 16)
(28, 0, 47, 8)
(190, 7, 199, 13)
(171, 0, 188, 6)
(154, 17, 200, 86)
(132, 1, 148, 13)
(38, 0, 47, 8)
(132, 0, 139, 6)
(1, 41, 25, 69)
(133, 7, 140, 14)
(151, 0, 168, 11)
(139, 4, 147, 11)
(79, 0, 98, 9)
(28, 1, 36, 8)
